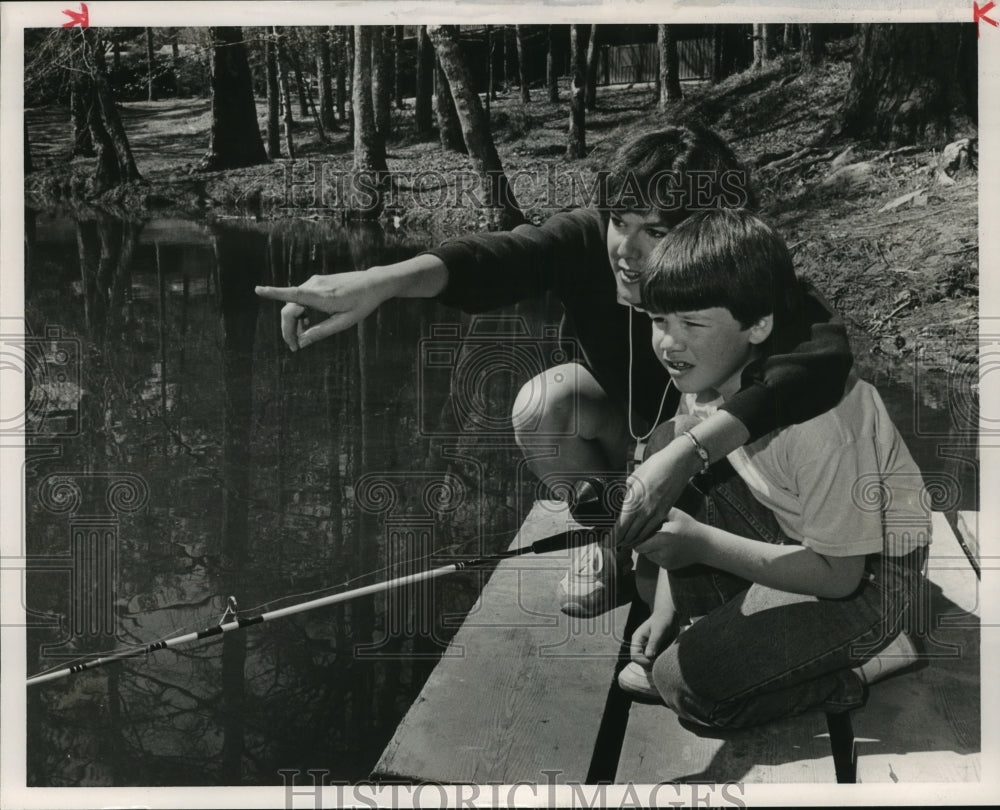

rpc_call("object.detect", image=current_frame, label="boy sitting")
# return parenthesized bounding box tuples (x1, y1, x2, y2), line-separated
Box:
(617, 209, 930, 728)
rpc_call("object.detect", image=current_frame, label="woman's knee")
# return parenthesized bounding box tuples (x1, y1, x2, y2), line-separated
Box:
(511, 365, 579, 442)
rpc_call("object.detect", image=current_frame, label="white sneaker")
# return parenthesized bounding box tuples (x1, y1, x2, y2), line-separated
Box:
(617, 662, 663, 703)
(853, 631, 919, 685)
(557, 541, 633, 617)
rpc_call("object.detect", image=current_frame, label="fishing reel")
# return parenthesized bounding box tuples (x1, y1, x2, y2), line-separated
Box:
(565, 476, 627, 526)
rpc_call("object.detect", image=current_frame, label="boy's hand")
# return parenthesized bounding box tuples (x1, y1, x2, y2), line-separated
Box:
(255, 271, 391, 351)
(615, 440, 703, 550)
(634, 508, 706, 569)
(630, 613, 678, 668)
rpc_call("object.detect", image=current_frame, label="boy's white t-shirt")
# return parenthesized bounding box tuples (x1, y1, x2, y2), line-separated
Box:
(681, 375, 931, 558)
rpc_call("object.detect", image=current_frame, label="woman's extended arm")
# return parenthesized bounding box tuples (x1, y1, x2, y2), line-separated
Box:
(255, 254, 449, 351)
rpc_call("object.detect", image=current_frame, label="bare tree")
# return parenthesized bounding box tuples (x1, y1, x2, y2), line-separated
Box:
(546, 25, 559, 102)
(427, 25, 524, 230)
(82, 29, 143, 188)
(316, 27, 339, 132)
(585, 24, 599, 110)
(145, 27, 155, 101)
(799, 24, 824, 70)
(70, 72, 95, 157)
(434, 56, 465, 153)
(352, 25, 388, 215)
(515, 25, 530, 103)
(566, 24, 586, 159)
(372, 26, 392, 141)
(273, 27, 296, 160)
(415, 26, 435, 140)
(657, 25, 682, 108)
(393, 26, 404, 108)
(752, 23, 765, 70)
(264, 29, 281, 158)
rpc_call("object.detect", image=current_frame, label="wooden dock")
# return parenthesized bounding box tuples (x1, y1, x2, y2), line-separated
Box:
(372, 503, 980, 785)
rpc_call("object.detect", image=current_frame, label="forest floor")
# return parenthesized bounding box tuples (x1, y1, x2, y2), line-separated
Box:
(26, 45, 978, 383)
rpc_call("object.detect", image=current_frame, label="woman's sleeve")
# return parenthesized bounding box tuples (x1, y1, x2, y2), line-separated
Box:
(423, 208, 605, 313)
(720, 281, 854, 442)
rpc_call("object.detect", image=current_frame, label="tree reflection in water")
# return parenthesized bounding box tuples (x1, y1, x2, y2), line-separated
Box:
(25, 215, 537, 785)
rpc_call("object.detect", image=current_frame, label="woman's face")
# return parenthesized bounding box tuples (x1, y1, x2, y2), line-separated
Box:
(605, 210, 672, 307)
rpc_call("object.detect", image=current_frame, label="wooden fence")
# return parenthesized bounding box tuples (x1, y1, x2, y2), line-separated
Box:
(599, 38, 713, 85)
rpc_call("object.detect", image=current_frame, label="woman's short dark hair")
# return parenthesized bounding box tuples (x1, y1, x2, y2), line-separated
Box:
(639, 209, 801, 329)
(598, 123, 757, 227)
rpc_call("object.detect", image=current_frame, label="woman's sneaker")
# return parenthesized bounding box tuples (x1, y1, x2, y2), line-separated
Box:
(557, 541, 634, 617)
(617, 662, 663, 703)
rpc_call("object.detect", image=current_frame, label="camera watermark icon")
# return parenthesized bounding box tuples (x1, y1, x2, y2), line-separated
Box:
(418, 316, 578, 437)
(0, 319, 81, 436)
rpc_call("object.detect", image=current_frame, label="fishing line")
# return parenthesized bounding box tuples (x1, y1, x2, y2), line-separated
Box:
(27, 524, 590, 687)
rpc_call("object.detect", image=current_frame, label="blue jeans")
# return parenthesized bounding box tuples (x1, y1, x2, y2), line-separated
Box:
(639, 458, 925, 730)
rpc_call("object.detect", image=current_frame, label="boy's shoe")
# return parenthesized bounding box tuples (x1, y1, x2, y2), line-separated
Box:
(557, 541, 634, 617)
(852, 631, 919, 685)
(617, 662, 663, 703)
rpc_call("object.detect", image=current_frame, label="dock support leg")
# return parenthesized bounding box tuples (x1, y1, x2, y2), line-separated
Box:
(826, 710, 857, 783)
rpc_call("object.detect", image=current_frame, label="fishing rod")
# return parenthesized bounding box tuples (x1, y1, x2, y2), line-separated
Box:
(26, 525, 601, 688)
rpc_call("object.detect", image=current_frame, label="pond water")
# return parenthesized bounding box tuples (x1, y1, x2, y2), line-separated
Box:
(22, 211, 978, 787)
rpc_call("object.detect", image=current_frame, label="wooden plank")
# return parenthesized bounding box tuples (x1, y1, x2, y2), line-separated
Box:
(372, 502, 631, 784)
(852, 512, 981, 782)
(615, 703, 836, 783)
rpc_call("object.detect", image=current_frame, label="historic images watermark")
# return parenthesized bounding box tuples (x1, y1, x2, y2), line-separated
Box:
(279, 767, 748, 809)
(279, 164, 752, 216)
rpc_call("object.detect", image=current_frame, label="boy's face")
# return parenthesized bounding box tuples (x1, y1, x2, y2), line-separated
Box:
(606, 210, 672, 307)
(648, 308, 773, 398)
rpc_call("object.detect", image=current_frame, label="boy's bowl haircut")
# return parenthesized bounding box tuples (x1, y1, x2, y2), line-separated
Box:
(638, 209, 798, 330)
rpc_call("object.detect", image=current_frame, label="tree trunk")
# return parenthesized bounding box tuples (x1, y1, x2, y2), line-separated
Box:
(566, 24, 586, 159)
(752, 23, 765, 70)
(265, 30, 281, 158)
(273, 27, 296, 160)
(334, 27, 347, 121)
(83, 29, 143, 185)
(200, 27, 268, 170)
(657, 25, 682, 108)
(415, 26, 435, 140)
(145, 27, 155, 102)
(485, 25, 494, 116)
(372, 26, 392, 141)
(712, 25, 725, 83)
(426, 25, 524, 231)
(783, 23, 799, 52)
(835, 23, 977, 147)
(317, 28, 339, 131)
(515, 25, 530, 103)
(352, 26, 387, 196)
(393, 25, 404, 109)
(434, 55, 465, 152)
(763, 24, 778, 59)
(799, 24, 824, 70)
(546, 25, 559, 102)
(71, 73, 95, 157)
(290, 46, 309, 118)
(504, 26, 515, 91)
(585, 24, 599, 110)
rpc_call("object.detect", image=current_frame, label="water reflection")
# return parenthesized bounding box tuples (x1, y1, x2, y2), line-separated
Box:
(24, 211, 978, 787)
